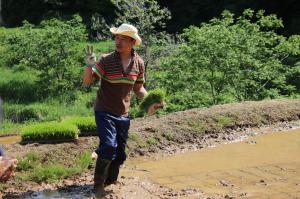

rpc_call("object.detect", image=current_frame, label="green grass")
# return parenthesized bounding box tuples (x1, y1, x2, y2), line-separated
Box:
(0, 67, 39, 103)
(0, 119, 23, 136)
(0, 91, 95, 135)
(216, 116, 233, 129)
(21, 122, 79, 142)
(188, 120, 208, 132)
(17, 152, 41, 171)
(128, 132, 147, 147)
(17, 151, 93, 183)
(62, 116, 97, 134)
(164, 132, 175, 141)
(146, 137, 158, 146)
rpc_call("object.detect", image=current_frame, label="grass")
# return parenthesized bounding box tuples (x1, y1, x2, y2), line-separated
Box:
(146, 137, 158, 146)
(188, 120, 208, 132)
(0, 91, 96, 135)
(21, 122, 79, 142)
(16, 151, 93, 183)
(216, 116, 233, 129)
(0, 119, 23, 136)
(163, 132, 175, 141)
(17, 152, 41, 171)
(128, 132, 147, 147)
(62, 116, 97, 135)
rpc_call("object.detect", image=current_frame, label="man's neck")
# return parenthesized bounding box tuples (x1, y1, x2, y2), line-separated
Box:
(119, 50, 132, 60)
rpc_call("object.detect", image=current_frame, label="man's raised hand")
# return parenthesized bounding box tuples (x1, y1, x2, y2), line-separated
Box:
(85, 45, 96, 66)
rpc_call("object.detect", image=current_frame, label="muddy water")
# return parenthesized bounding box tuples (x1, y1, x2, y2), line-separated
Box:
(125, 129, 300, 198)
(0, 135, 21, 144)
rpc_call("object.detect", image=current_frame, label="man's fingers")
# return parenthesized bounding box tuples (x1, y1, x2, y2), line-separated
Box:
(85, 45, 90, 54)
(85, 45, 94, 56)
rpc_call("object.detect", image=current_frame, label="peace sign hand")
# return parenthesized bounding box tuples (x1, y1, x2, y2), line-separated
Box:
(85, 45, 96, 66)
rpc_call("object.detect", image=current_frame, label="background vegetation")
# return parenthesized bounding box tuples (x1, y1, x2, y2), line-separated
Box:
(0, 0, 299, 136)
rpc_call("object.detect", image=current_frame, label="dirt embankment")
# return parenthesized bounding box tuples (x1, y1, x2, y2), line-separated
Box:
(1, 99, 300, 198)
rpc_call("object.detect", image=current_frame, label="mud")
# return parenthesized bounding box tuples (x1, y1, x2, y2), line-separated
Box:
(131, 128, 300, 199)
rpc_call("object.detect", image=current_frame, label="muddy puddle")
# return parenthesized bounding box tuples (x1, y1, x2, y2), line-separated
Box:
(0, 135, 21, 144)
(124, 128, 300, 198)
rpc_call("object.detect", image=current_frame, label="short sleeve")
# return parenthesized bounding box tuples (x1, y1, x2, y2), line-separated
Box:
(92, 56, 106, 79)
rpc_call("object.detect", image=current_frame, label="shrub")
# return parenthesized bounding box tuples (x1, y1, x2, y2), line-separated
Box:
(21, 122, 79, 142)
(5, 15, 87, 99)
(148, 9, 300, 112)
(4, 104, 48, 123)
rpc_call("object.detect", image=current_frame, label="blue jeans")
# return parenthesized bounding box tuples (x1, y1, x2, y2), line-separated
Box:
(94, 111, 130, 164)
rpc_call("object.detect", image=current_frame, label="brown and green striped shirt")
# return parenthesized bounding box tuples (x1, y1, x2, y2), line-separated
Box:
(92, 50, 145, 116)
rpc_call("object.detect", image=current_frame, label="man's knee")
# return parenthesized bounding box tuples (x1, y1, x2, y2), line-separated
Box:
(96, 145, 116, 160)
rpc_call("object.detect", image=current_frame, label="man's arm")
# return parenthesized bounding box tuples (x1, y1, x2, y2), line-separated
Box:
(133, 83, 148, 100)
(83, 45, 97, 86)
(83, 67, 95, 86)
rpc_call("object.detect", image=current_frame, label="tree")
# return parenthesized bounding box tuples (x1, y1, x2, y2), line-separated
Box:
(111, 0, 172, 73)
(5, 15, 87, 99)
(149, 9, 300, 112)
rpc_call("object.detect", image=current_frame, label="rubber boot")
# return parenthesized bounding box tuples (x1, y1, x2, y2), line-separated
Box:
(105, 160, 120, 186)
(94, 158, 111, 198)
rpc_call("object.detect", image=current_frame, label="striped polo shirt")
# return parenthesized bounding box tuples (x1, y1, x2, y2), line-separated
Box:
(92, 50, 145, 116)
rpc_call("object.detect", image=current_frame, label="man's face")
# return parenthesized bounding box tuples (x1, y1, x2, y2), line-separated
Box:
(115, 34, 135, 53)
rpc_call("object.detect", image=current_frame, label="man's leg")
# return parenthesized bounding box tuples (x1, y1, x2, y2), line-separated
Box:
(94, 111, 117, 195)
(105, 115, 130, 185)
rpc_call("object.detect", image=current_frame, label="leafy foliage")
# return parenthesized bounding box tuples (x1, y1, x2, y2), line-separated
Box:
(148, 9, 300, 112)
(111, 0, 172, 69)
(5, 15, 87, 98)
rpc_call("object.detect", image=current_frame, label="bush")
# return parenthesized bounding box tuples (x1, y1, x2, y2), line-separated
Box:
(21, 122, 79, 142)
(62, 116, 97, 135)
(147, 9, 300, 112)
(4, 104, 48, 123)
(5, 15, 87, 99)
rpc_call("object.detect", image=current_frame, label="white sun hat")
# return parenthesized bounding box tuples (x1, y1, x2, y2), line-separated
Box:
(110, 23, 142, 46)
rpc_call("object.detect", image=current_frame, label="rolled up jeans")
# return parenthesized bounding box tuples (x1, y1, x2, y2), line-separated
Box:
(94, 111, 130, 165)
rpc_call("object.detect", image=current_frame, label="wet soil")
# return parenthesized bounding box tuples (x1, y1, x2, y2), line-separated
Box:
(1, 99, 300, 198)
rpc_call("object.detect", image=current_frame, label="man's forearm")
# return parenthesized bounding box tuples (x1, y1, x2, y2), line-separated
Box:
(83, 67, 95, 85)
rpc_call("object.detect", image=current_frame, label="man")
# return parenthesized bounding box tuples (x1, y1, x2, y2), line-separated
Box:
(83, 23, 160, 196)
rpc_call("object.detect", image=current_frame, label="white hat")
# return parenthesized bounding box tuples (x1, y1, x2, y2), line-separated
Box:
(110, 23, 142, 46)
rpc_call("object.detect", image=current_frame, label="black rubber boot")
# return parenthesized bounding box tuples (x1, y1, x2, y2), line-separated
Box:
(105, 160, 121, 186)
(94, 158, 111, 198)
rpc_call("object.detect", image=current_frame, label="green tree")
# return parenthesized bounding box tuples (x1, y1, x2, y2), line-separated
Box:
(149, 9, 300, 111)
(111, 0, 171, 69)
(5, 15, 87, 99)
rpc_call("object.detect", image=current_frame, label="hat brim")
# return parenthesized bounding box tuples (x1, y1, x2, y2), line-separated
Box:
(110, 27, 141, 46)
